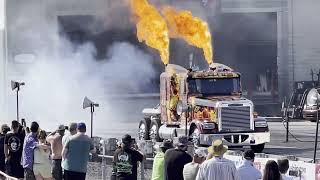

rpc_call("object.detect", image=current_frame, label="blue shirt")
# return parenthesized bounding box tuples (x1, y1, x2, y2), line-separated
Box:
(237, 160, 261, 180)
(21, 133, 38, 169)
(62, 133, 94, 173)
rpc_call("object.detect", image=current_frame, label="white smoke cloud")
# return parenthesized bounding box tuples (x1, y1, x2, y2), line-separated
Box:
(15, 39, 156, 133)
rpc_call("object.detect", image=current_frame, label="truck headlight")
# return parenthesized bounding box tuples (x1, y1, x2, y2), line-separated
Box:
(203, 122, 216, 129)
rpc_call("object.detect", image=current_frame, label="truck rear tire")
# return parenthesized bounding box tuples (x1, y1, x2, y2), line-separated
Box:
(150, 119, 162, 142)
(189, 126, 201, 147)
(250, 143, 265, 153)
(138, 119, 150, 140)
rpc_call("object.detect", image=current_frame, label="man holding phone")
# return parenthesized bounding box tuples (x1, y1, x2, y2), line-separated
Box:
(112, 134, 144, 180)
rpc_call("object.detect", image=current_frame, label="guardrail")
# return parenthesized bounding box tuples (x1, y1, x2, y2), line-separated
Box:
(0, 171, 18, 180)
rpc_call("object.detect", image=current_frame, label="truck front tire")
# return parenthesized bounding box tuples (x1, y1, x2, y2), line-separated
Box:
(250, 143, 265, 153)
(150, 119, 162, 142)
(138, 119, 150, 140)
(189, 126, 201, 147)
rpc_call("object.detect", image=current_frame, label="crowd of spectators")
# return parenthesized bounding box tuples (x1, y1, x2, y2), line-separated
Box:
(148, 136, 294, 180)
(0, 120, 94, 180)
(0, 120, 295, 180)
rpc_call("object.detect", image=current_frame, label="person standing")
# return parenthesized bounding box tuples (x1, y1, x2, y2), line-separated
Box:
(21, 121, 50, 180)
(277, 158, 293, 180)
(237, 150, 261, 180)
(0, 124, 10, 173)
(33, 130, 53, 180)
(46, 125, 65, 180)
(112, 134, 144, 180)
(62, 122, 96, 180)
(151, 139, 173, 180)
(183, 149, 206, 180)
(262, 160, 281, 180)
(164, 136, 192, 180)
(196, 139, 238, 180)
(4, 121, 25, 179)
(62, 123, 77, 146)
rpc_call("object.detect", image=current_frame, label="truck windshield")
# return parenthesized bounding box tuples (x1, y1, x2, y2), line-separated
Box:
(188, 78, 241, 95)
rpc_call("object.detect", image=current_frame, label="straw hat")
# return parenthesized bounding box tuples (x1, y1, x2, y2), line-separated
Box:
(208, 139, 228, 157)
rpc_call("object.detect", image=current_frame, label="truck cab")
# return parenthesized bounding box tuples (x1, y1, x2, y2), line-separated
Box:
(139, 63, 270, 152)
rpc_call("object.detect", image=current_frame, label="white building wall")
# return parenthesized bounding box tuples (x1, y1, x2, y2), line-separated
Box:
(0, 0, 7, 121)
(289, 0, 320, 83)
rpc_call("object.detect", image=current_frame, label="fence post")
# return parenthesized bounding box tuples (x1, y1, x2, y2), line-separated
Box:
(140, 160, 145, 180)
(101, 157, 107, 180)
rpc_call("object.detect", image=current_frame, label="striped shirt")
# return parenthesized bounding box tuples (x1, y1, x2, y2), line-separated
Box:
(196, 157, 239, 180)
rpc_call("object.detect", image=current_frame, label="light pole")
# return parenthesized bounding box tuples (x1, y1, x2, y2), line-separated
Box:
(11, 80, 25, 123)
(83, 96, 99, 138)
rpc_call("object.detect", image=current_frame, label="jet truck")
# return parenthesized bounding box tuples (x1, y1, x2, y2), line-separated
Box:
(138, 63, 270, 152)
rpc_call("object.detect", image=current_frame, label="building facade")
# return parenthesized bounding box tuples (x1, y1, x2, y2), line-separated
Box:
(1, 0, 319, 117)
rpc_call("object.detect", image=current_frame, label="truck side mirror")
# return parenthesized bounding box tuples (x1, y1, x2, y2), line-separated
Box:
(176, 101, 188, 116)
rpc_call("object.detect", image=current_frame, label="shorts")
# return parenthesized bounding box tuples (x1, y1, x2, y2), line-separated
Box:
(52, 159, 62, 180)
(33, 163, 52, 179)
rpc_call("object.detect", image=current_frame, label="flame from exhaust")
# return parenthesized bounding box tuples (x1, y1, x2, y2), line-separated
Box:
(162, 6, 213, 64)
(130, 0, 170, 65)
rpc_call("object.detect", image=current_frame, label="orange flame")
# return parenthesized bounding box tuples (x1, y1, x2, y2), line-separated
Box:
(130, 0, 170, 65)
(162, 6, 213, 65)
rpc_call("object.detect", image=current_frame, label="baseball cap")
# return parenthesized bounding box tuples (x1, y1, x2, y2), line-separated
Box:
(57, 124, 65, 131)
(160, 139, 174, 149)
(77, 122, 86, 130)
(69, 123, 77, 131)
(122, 134, 133, 144)
(194, 149, 206, 157)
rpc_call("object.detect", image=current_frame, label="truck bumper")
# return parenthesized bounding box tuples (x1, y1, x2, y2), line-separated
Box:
(199, 131, 270, 146)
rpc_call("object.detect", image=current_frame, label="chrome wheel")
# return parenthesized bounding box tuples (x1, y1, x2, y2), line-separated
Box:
(138, 123, 146, 140)
(149, 124, 157, 142)
(191, 128, 200, 147)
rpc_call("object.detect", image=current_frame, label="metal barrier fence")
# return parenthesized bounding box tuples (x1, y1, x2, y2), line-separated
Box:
(0, 171, 18, 180)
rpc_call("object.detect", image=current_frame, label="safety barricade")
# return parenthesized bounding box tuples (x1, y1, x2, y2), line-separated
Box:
(225, 153, 317, 180)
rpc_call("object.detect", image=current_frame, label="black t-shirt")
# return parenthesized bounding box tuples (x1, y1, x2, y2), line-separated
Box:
(4, 132, 25, 162)
(164, 148, 192, 180)
(0, 133, 5, 164)
(113, 148, 144, 180)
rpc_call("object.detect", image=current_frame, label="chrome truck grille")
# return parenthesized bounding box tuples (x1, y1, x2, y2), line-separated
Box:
(220, 106, 251, 132)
